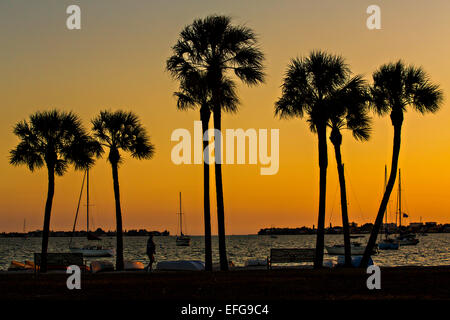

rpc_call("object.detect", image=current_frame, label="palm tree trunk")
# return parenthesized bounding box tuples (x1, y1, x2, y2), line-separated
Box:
(213, 110, 228, 271)
(201, 110, 213, 271)
(330, 129, 351, 266)
(111, 161, 124, 271)
(40, 165, 55, 273)
(314, 123, 328, 268)
(360, 110, 403, 268)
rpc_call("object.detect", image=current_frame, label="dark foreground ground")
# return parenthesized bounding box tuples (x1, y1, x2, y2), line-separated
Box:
(1, 266, 449, 301)
(1, 267, 449, 318)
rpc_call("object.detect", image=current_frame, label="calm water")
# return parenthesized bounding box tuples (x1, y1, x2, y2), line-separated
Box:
(1, 234, 449, 270)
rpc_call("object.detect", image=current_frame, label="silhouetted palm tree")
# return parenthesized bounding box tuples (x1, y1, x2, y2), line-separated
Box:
(10, 110, 101, 272)
(275, 51, 350, 268)
(328, 76, 371, 266)
(167, 15, 265, 270)
(166, 69, 239, 271)
(360, 61, 443, 267)
(92, 110, 154, 270)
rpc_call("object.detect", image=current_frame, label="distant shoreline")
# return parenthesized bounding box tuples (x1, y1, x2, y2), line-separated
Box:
(0, 229, 170, 238)
(1, 231, 450, 238)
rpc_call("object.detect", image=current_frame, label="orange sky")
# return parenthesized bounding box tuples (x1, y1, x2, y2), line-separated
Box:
(1, 1, 449, 234)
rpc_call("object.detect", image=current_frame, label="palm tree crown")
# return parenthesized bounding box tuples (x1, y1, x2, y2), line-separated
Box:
(10, 110, 100, 172)
(173, 70, 239, 114)
(371, 61, 443, 119)
(92, 110, 155, 164)
(166, 15, 265, 104)
(275, 51, 350, 125)
(328, 75, 372, 143)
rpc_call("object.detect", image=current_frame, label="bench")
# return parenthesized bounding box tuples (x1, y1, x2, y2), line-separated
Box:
(267, 248, 315, 269)
(34, 253, 85, 274)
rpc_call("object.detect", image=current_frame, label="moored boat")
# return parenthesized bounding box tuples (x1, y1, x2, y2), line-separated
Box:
(379, 238, 399, 250)
(396, 233, 419, 246)
(176, 192, 191, 247)
(394, 170, 419, 246)
(176, 235, 191, 246)
(69, 170, 115, 257)
(70, 246, 115, 257)
(378, 165, 400, 251)
(326, 242, 377, 255)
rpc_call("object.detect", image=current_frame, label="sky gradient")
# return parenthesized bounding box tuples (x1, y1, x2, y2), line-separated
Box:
(1, 0, 449, 234)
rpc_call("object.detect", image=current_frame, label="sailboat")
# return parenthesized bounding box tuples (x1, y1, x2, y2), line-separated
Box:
(379, 166, 399, 250)
(395, 169, 419, 246)
(69, 169, 115, 257)
(176, 192, 191, 246)
(324, 165, 377, 256)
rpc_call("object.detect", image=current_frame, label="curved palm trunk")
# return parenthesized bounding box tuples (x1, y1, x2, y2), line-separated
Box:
(40, 165, 55, 273)
(201, 110, 213, 271)
(330, 129, 351, 266)
(360, 111, 403, 268)
(213, 110, 228, 271)
(314, 123, 328, 268)
(111, 161, 124, 271)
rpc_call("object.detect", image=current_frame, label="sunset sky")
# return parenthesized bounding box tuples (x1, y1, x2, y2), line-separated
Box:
(1, 0, 449, 235)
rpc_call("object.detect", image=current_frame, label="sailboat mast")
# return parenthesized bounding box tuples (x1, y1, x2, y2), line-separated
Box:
(87, 169, 89, 234)
(384, 165, 387, 238)
(398, 169, 402, 228)
(179, 192, 183, 235)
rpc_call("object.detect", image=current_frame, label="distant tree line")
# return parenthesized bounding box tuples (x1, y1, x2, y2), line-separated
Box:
(258, 223, 450, 235)
(0, 228, 170, 238)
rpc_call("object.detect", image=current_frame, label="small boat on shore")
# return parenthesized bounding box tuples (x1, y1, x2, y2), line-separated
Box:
(90, 261, 114, 273)
(124, 260, 145, 271)
(8, 260, 33, 271)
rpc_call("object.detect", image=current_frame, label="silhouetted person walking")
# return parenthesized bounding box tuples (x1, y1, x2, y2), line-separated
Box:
(146, 235, 156, 271)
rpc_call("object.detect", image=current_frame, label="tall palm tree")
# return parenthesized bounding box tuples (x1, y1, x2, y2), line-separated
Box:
(92, 110, 154, 270)
(328, 76, 371, 266)
(9, 110, 101, 272)
(167, 70, 239, 271)
(360, 61, 443, 267)
(167, 15, 265, 270)
(275, 51, 350, 268)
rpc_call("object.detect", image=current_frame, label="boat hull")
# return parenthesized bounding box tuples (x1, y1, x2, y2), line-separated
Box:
(70, 247, 115, 257)
(176, 236, 191, 246)
(396, 234, 420, 246)
(397, 238, 419, 246)
(378, 240, 399, 250)
(325, 244, 377, 255)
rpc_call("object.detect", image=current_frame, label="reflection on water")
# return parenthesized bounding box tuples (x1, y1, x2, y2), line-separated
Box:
(0, 234, 449, 270)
